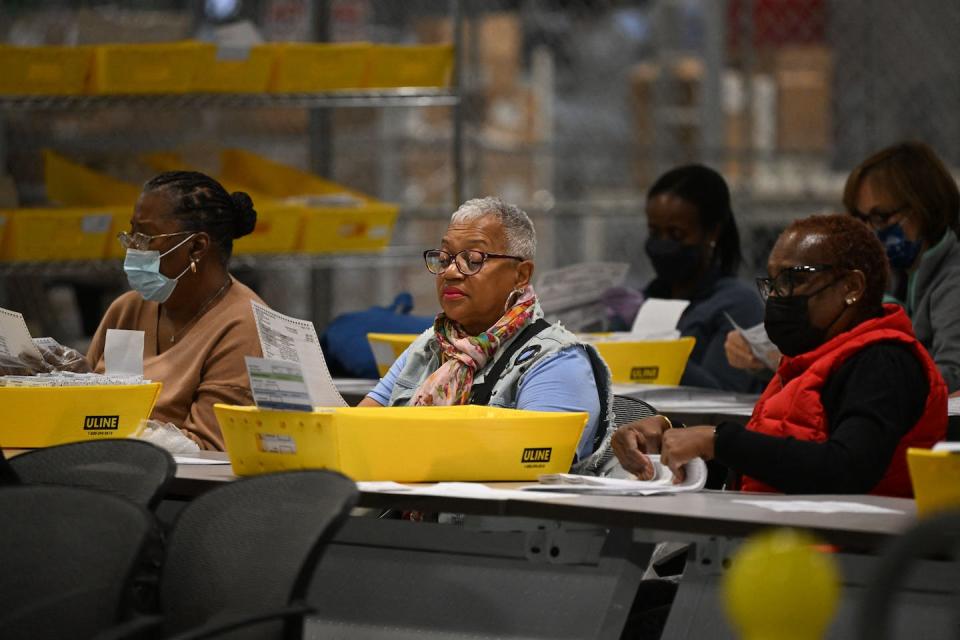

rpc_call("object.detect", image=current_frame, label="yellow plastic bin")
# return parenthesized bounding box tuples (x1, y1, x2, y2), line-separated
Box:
(907, 448, 960, 516)
(268, 42, 371, 92)
(589, 336, 696, 385)
(367, 332, 419, 376)
(195, 44, 276, 93)
(0, 383, 162, 448)
(220, 149, 398, 253)
(138, 151, 301, 255)
(44, 150, 141, 207)
(0, 207, 121, 261)
(89, 41, 215, 94)
(214, 404, 586, 482)
(364, 44, 454, 88)
(0, 45, 92, 95)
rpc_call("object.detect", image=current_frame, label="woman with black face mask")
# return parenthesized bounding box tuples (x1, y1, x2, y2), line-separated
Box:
(607, 164, 765, 393)
(843, 141, 960, 394)
(611, 214, 947, 497)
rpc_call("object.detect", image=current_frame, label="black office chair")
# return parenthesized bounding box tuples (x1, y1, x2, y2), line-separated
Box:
(100, 469, 359, 640)
(9, 439, 176, 509)
(612, 394, 659, 427)
(857, 507, 960, 640)
(0, 485, 155, 640)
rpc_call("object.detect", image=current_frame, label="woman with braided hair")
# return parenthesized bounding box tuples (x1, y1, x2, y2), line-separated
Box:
(87, 171, 266, 450)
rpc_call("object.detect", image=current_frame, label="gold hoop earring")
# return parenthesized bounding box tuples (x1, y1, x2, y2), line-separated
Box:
(504, 287, 524, 312)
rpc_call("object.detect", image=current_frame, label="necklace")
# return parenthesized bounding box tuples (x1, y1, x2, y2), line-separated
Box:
(164, 278, 233, 344)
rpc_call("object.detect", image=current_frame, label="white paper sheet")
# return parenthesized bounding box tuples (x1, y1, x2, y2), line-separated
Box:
(0, 306, 41, 360)
(173, 456, 232, 465)
(536, 262, 629, 313)
(933, 441, 960, 453)
(250, 301, 346, 407)
(732, 499, 904, 514)
(104, 329, 144, 377)
(630, 298, 690, 339)
(948, 397, 960, 416)
(356, 481, 579, 501)
(527, 456, 708, 496)
(724, 312, 780, 369)
(244, 356, 314, 412)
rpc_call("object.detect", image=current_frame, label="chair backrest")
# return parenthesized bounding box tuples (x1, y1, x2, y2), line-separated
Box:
(9, 439, 176, 509)
(612, 395, 658, 427)
(160, 470, 359, 638)
(0, 485, 154, 640)
(857, 507, 960, 640)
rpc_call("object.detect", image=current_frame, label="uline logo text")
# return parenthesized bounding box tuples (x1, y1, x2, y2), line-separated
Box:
(84, 415, 120, 431)
(521, 447, 552, 463)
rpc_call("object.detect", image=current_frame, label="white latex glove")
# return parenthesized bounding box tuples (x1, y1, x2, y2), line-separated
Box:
(132, 419, 200, 454)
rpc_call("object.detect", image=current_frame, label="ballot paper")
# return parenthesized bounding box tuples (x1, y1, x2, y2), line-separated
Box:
(537, 262, 630, 313)
(526, 455, 708, 496)
(244, 356, 314, 412)
(104, 329, 144, 377)
(933, 441, 960, 453)
(724, 312, 780, 370)
(630, 298, 689, 340)
(732, 499, 904, 515)
(0, 306, 42, 360)
(948, 397, 960, 416)
(250, 301, 346, 407)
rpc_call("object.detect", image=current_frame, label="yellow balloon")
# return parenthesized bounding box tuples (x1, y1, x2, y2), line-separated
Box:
(722, 528, 840, 640)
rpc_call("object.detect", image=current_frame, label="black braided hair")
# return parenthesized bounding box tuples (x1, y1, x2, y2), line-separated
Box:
(143, 171, 256, 262)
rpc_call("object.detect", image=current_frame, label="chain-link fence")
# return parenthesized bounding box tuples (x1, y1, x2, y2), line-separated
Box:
(1, 0, 958, 341)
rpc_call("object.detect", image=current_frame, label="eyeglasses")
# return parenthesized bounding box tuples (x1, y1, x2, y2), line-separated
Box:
(423, 249, 523, 276)
(756, 264, 835, 300)
(851, 205, 908, 230)
(117, 230, 192, 251)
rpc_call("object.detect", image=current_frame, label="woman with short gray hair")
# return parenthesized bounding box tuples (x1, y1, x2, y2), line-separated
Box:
(361, 197, 614, 468)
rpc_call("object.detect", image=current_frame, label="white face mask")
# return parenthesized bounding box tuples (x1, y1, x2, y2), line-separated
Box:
(123, 234, 196, 303)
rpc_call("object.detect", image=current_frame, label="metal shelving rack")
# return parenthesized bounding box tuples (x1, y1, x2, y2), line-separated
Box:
(0, 1, 466, 330)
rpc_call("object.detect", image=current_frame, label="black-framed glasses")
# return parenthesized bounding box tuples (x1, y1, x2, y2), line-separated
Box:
(851, 205, 908, 230)
(756, 264, 835, 300)
(117, 230, 192, 251)
(424, 249, 523, 276)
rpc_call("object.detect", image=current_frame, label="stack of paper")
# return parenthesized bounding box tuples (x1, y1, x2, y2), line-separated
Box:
(526, 455, 708, 496)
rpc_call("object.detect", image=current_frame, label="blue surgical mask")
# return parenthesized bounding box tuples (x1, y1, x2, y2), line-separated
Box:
(877, 223, 922, 269)
(123, 234, 195, 303)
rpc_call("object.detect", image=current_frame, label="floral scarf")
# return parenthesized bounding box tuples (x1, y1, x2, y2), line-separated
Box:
(412, 285, 537, 406)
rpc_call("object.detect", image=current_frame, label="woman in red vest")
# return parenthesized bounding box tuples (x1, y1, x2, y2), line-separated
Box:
(612, 214, 947, 496)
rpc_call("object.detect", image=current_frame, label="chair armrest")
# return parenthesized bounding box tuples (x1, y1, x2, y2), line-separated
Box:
(165, 602, 315, 640)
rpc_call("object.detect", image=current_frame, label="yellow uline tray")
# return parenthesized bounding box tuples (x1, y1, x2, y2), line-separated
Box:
(214, 404, 586, 482)
(0, 383, 162, 448)
(367, 332, 696, 385)
(907, 447, 960, 516)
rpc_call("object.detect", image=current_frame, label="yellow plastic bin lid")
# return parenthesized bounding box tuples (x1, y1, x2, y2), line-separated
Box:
(0, 383, 162, 448)
(907, 447, 960, 517)
(586, 335, 696, 385)
(367, 332, 420, 376)
(214, 404, 587, 482)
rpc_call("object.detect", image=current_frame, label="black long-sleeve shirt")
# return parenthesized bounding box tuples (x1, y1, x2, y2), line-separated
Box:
(715, 342, 928, 494)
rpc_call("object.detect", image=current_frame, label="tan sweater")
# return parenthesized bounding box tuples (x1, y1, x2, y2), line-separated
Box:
(87, 278, 265, 450)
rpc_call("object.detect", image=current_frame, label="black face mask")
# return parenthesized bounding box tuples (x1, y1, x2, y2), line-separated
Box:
(645, 236, 703, 284)
(763, 280, 844, 357)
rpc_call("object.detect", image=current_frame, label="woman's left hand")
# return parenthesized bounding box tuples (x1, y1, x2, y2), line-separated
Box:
(660, 426, 716, 483)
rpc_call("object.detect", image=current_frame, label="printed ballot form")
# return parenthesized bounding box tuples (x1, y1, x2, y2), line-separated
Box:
(724, 312, 781, 370)
(0, 307, 42, 361)
(630, 298, 690, 340)
(250, 301, 347, 407)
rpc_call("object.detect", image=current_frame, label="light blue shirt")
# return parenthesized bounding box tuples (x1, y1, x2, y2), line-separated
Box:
(367, 346, 601, 460)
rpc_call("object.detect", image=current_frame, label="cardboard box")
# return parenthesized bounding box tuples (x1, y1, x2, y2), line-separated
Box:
(775, 45, 832, 152)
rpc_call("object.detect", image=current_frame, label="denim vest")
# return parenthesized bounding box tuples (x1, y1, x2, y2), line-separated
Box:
(386, 307, 616, 470)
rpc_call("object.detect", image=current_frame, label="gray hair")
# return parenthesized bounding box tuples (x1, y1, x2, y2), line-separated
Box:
(450, 196, 536, 260)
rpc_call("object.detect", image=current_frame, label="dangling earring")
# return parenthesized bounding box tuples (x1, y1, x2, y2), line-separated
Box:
(504, 287, 524, 312)
(190, 259, 198, 273)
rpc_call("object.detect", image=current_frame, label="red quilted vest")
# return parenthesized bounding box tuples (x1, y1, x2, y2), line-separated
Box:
(740, 304, 946, 497)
